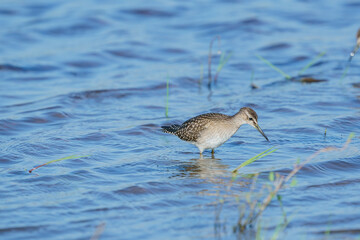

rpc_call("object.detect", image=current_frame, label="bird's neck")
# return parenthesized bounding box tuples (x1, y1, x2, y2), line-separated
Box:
(231, 112, 246, 128)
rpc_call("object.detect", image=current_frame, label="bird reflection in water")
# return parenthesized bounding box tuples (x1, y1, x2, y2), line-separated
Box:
(175, 154, 253, 192)
(176, 155, 228, 183)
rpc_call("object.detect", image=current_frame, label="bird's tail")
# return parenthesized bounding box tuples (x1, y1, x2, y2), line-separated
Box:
(161, 124, 181, 135)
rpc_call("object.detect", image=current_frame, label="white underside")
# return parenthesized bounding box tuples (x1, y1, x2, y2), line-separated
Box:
(192, 123, 240, 153)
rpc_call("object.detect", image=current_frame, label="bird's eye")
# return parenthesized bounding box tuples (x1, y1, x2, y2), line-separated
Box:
(249, 117, 253, 121)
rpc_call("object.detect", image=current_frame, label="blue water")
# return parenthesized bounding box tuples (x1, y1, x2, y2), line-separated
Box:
(1, 0, 360, 239)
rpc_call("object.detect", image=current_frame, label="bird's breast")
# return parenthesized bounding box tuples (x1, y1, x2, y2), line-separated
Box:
(197, 122, 239, 149)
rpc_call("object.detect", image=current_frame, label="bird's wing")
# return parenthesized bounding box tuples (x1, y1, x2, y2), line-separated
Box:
(175, 113, 229, 142)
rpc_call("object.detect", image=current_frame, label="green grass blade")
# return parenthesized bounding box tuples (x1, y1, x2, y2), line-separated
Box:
(256, 148, 278, 159)
(271, 221, 289, 240)
(256, 54, 291, 80)
(340, 63, 350, 81)
(233, 147, 277, 173)
(269, 172, 274, 182)
(214, 51, 233, 83)
(348, 132, 355, 141)
(256, 220, 262, 240)
(277, 194, 288, 225)
(216, 52, 232, 73)
(298, 51, 326, 75)
(219, 51, 225, 64)
(271, 213, 295, 240)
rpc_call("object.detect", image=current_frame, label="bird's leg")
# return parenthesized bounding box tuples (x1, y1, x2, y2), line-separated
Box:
(211, 149, 215, 156)
(198, 147, 204, 158)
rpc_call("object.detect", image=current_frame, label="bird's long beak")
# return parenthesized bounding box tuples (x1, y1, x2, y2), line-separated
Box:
(255, 124, 269, 142)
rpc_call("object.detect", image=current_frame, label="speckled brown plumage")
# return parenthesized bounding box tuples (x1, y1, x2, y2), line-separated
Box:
(161, 107, 268, 154)
(162, 113, 231, 142)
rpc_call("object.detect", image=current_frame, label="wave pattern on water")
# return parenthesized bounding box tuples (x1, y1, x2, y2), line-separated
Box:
(0, 0, 360, 240)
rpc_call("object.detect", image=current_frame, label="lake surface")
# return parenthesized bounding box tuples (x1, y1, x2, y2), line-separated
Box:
(1, 0, 360, 239)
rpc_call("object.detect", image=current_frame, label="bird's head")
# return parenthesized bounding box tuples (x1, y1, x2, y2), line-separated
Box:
(240, 107, 269, 142)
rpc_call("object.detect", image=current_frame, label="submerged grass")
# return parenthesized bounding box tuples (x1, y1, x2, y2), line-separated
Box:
(215, 133, 355, 239)
(298, 51, 326, 75)
(250, 70, 259, 89)
(340, 63, 351, 81)
(232, 146, 277, 175)
(208, 36, 221, 89)
(28, 155, 89, 173)
(214, 51, 233, 83)
(255, 54, 291, 80)
(270, 215, 290, 240)
(90, 222, 106, 240)
(256, 51, 326, 80)
(199, 63, 204, 86)
(207, 36, 232, 89)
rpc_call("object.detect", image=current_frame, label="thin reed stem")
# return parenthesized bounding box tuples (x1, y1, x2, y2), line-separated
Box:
(298, 51, 326, 75)
(214, 51, 232, 84)
(199, 63, 204, 86)
(232, 147, 277, 174)
(255, 54, 291, 80)
(208, 36, 221, 89)
(29, 155, 89, 173)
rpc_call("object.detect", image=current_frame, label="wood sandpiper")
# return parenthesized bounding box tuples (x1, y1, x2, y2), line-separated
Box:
(162, 107, 269, 155)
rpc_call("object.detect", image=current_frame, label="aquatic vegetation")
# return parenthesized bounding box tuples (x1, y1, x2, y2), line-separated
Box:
(199, 63, 204, 86)
(300, 77, 326, 83)
(207, 36, 232, 89)
(215, 133, 355, 239)
(214, 51, 233, 84)
(255, 54, 291, 80)
(340, 64, 350, 81)
(28, 155, 89, 173)
(232, 146, 278, 176)
(250, 70, 259, 89)
(256, 52, 326, 82)
(208, 35, 222, 89)
(90, 222, 106, 240)
(298, 51, 326, 75)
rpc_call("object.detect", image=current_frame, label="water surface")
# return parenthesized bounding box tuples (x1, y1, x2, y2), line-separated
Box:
(1, 0, 360, 239)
